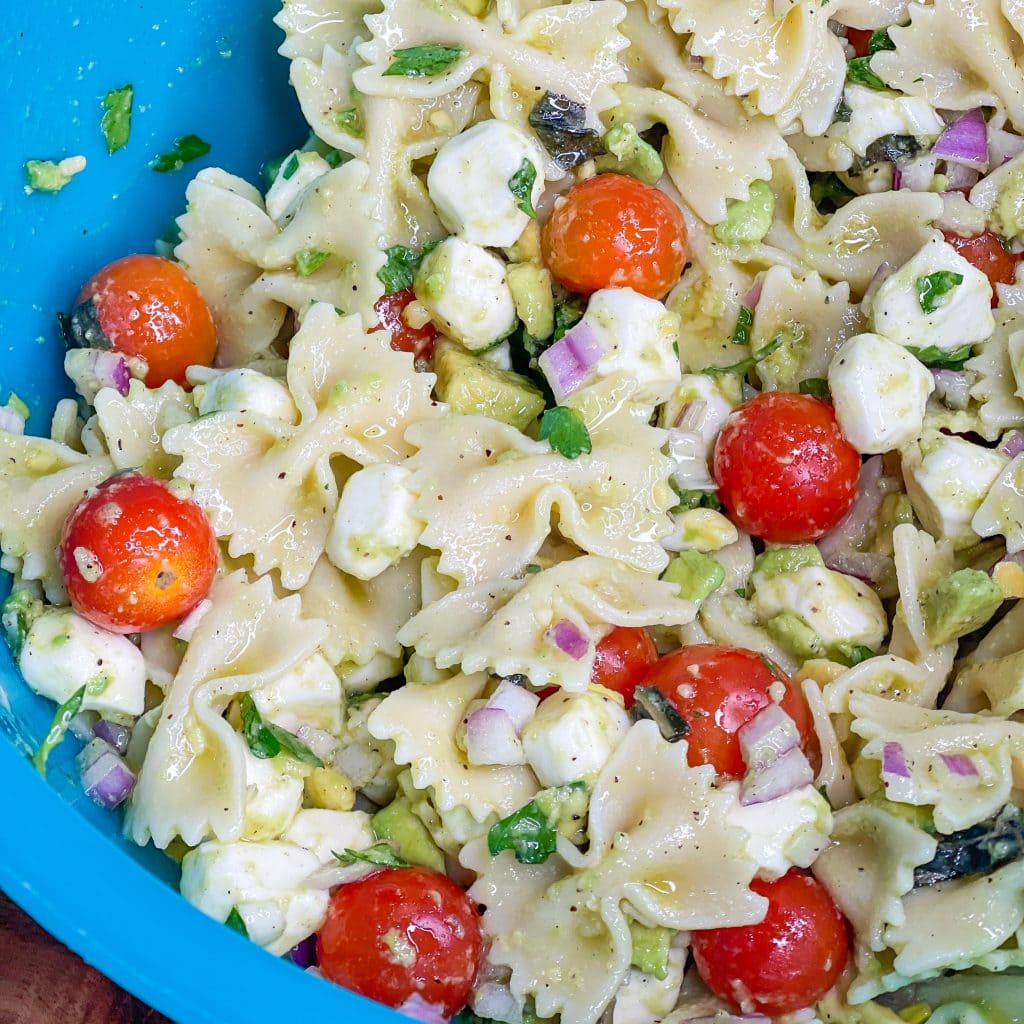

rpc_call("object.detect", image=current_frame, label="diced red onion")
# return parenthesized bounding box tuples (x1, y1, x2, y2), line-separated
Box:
(892, 166, 902, 191)
(740, 746, 813, 806)
(896, 155, 938, 192)
(862, 261, 893, 308)
(79, 745, 137, 809)
(1002, 431, 1024, 459)
(817, 456, 893, 563)
(674, 399, 709, 432)
(464, 707, 524, 767)
(538, 322, 603, 404)
(172, 598, 212, 641)
(68, 712, 97, 742)
(932, 369, 976, 411)
(398, 994, 449, 1024)
(931, 109, 989, 169)
(944, 163, 981, 191)
(485, 678, 540, 732)
(0, 406, 26, 435)
(667, 427, 716, 491)
(93, 718, 131, 754)
(471, 982, 521, 1024)
(546, 619, 590, 660)
(989, 128, 1024, 168)
(742, 280, 763, 309)
(689, 54, 704, 68)
(882, 741, 910, 778)
(286, 935, 318, 968)
(940, 752, 978, 777)
(65, 348, 132, 403)
(738, 702, 800, 772)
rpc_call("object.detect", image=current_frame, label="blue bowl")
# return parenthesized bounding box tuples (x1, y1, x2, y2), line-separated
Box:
(0, 4, 396, 1021)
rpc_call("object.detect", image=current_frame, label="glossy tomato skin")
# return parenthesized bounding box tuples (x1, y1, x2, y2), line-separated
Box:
(69, 254, 217, 387)
(372, 288, 438, 365)
(691, 870, 849, 1015)
(317, 866, 483, 1017)
(59, 473, 218, 634)
(943, 230, 1019, 304)
(714, 392, 860, 543)
(844, 27, 873, 56)
(591, 626, 659, 708)
(637, 645, 818, 778)
(542, 173, 688, 298)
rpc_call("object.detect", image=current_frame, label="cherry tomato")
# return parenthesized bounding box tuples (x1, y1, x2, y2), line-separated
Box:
(590, 626, 658, 708)
(59, 472, 218, 634)
(713, 392, 859, 544)
(845, 28, 873, 56)
(691, 870, 849, 1015)
(542, 173, 688, 298)
(317, 866, 483, 1017)
(64, 254, 217, 388)
(372, 289, 438, 366)
(636, 645, 818, 778)
(943, 230, 1019, 304)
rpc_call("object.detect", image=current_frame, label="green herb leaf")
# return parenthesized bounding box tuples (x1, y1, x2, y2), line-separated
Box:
(2, 589, 43, 661)
(810, 172, 855, 213)
(382, 44, 463, 78)
(702, 335, 783, 378)
(799, 377, 830, 399)
(32, 685, 87, 775)
(817, 784, 833, 808)
(377, 242, 439, 295)
(335, 108, 363, 138)
(672, 487, 723, 512)
(867, 28, 896, 54)
(488, 800, 559, 863)
(239, 693, 324, 767)
(528, 92, 605, 171)
(731, 305, 754, 346)
(905, 343, 974, 370)
(150, 133, 211, 173)
(832, 642, 876, 666)
(846, 56, 886, 90)
(862, 134, 920, 167)
(333, 843, 409, 868)
(322, 148, 346, 168)
(525, 563, 542, 574)
(916, 271, 964, 314)
(295, 249, 331, 276)
(101, 85, 133, 154)
(553, 298, 586, 341)
(281, 153, 300, 180)
(225, 907, 249, 938)
(539, 406, 592, 459)
(508, 159, 538, 219)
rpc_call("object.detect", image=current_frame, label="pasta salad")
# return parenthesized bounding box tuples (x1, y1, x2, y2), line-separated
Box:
(8, 1, 1024, 1022)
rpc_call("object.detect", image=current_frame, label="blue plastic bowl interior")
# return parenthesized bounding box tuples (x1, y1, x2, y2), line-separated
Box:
(1, 5, 399, 1022)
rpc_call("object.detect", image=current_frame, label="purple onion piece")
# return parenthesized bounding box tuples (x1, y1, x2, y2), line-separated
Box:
(93, 718, 131, 755)
(743, 279, 763, 309)
(485, 677, 540, 732)
(1002, 431, 1024, 459)
(931, 108, 989, 168)
(464, 707, 523, 766)
(286, 934, 318, 968)
(546, 619, 589, 660)
(80, 749, 136, 809)
(538, 338, 588, 404)
(940, 752, 978, 777)
(737, 702, 800, 771)
(882, 741, 910, 778)
(739, 746, 814, 806)
(397, 994, 449, 1024)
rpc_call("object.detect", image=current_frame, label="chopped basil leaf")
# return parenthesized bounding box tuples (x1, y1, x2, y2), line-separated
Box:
(525, 563, 542, 574)
(817, 784, 833, 808)
(832, 642, 875, 666)
(702, 335, 783, 377)
(150, 133, 211, 173)
(100, 85, 133, 154)
(862, 133, 920, 167)
(735, 585, 750, 599)
(508, 159, 538, 219)
(914, 805, 1024, 887)
(810, 172, 855, 213)
(916, 271, 964, 314)
(281, 153, 300, 180)
(867, 28, 896, 54)
(846, 56, 886, 90)
(528, 92, 605, 171)
(672, 487, 723, 512)
(383, 44, 463, 78)
(731, 305, 754, 346)
(539, 406, 592, 459)
(905, 343, 973, 370)
(333, 843, 409, 868)
(240, 693, 324, 767)
(377, 242, 438, 294)
(799, 377, 830, 399)
(32, 685, 87, 775)
(335, 108, 363, 138)
(553, 297, 586, 341)
(487, 781, 588, 864)
(225, 907, 249, 938)
(295, 249, 331, 276)
(632, 686, 689, 742)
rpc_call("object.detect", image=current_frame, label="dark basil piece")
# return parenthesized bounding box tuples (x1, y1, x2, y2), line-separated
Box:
(632, 685, 689, 742)
(528, 92, 605, 171)
(863, 133, 921, 167)
(914, 805, 1024, 887)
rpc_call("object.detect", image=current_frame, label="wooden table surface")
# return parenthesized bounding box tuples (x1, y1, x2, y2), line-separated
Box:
(0, 892, 172, 1024)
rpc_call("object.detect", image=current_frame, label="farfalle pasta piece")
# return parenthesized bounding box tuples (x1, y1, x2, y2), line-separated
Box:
(697, 591, 801, 676)
(966, 310, 1024, 441)
(164, 303, 442, 590)
(125, 572, 329, 849)
(0, 432, 113, 603)
(397, 555, 696, 692)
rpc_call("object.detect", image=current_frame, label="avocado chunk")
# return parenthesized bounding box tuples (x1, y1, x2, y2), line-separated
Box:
(372, 797, 446, 872)
(765, 611, 825, 661)
(753, 544, 824, 581)
(921, 567, 1004, 646)
(595, 123, 664, 186)
(713, 179, 775, 246)
(662, 550, 725, 606)
(506, 262, 554, 341)
(434, 340, 546, 431)
(627, 920, 674, 980)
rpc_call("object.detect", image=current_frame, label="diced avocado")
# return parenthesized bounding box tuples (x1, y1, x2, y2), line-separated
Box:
(595, 123, 664, 186)
(753, 544, 824, 580)
(713, 180, 775, 246)
(662, 550, 725, 605)
(765, 611, 825, 662)
(921, 568, 1004, 646)
(851, 754, 883, 799)
(24, 156, 86, 194)
(627, 920, 674, 980)
(867, 790, 935, 834)
(304, 766, 356, 811)
(453, 0, 489, 15)
(506, 262, 554, 341)
(532, 778, 591, 840)
(756, 325, 810, 391)
(434, 340, 545, 431)
(993, 163, 1024, 240)
(372, 797, 446, 872)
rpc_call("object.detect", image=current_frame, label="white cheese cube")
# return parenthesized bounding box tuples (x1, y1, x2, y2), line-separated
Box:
(415, 238, 517, 351)
(866, 235, 995, 353)
(265, 151, 331, 224)
(251, 652, 343, 735)
(19, 608, 145, 721)
(241, 748, 306, 842)
(283, 808, 375, 864)
(828, 332, 935, 454)
(973, 452, 1024, 554)
(194, 368, 298, 423)
(326, 464, 424, 580)
(427, 119, 546, 248)
(842, 85, 944, 158)
(521, 690, 630, 788)
(612, 942, 687, 1024)
(903, 432, 1009, 550)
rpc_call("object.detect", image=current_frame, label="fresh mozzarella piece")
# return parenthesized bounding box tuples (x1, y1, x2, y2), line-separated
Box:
(520, 690, 630, 788)
(265, 151, 331, 223)
(866, 235, 994, 352)
(903, 432, 1009, 550)
(241, 748, 306, 842)
(612, 942, 687, 1024)
(828, 333, 935, 453)
(427, 120, 546, 248)
(414, 238, 517, 351)
(752, 565, 888, 651)
(19, 608, 145, 720)
(973, 453, 1024, 554)
(842, 85, 944, 158)
(250, 652, 344, 735)
(326, 464, 424, 581)
(180, 839, 327, 954)
(282, 808, 375, 865)
(195, 368, 298, 423)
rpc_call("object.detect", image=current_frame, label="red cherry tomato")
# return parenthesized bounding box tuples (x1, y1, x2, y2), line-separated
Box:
(636, 645, 818, 778)
(542, 173, 688, 298)
(372, 289, 438, 365)
(713, 392, 860, 543)
(691, 870, 849, 1015)
(59, 472, 218, 634)
(590, 626, 658, 708)
(845, 28, 873, 56)
(317, 867, 483, 1017)
(943, 230, 1019, 305)
(68, 254, 217, 387)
